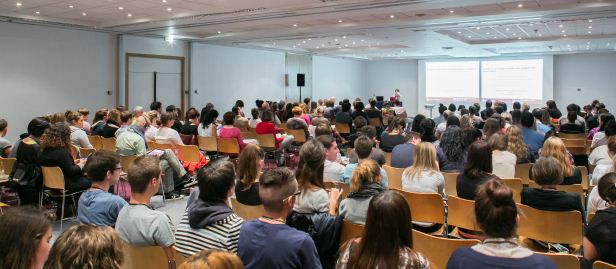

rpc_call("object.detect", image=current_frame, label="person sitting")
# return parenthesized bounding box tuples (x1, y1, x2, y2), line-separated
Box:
(180, 249, 244, 269)
(175, 160, 244, 256)
(456, 141, 500, 200)
(348, 125, 387, 165)
(351, 101, 367, 120)
(219, 111, 247, 151)
(592, 116, 616, 150)
(287, 106, 310, 141)
(437, 126, 467, 172)
(337, 190, 430, 269)
(197, 109, 219, 138)
(391, 131, 421, 168)
(115, 156, 177, 266)
(583, 172, 616, 268)
(559, 104, 586, 127)
(343, 136, 389, 188)
(10, 118, 50, 205)
(90, 109, 108, 136)
(318, 135, 345, 182)
(365, 99, 383, 126)
(144, 111, 160, 141)
(248, 107, 261, 129)
(538, 137, 582, 185)
(590, 135, 616, 185)
(44, 224, 124, 269)
(231, 106, 249, 131)
(521, 111, 545, 157)
(339, 159, 385, 225)
(255, 110, 293, 151)
(179, 108, 200, 136)
(410, 114, 426, 133)
(420, 118, 438, 143)
(311, 106, 330, 127)
(0, 206, 53, 269)
(480, 100, 495, 120)
(488, 133, 516, 179)
(335, 102, 353, 134)
(66, 111, 93, 149)
(100, 109, 121, 138)
(238, 167, 322, 269)
(114, 111, 133, 137)
(235, 144, 265, 205)
(78, 151, 127, 227)
(38, 122, 90, 193)
(166, 105, 183, 133)
(155, 112, 185, 149)
(522, 157, 583, 213)
(380, 117, 406, 152)
(532, 108, 552, 135)
(560, 111, 586, 134)
(505, 125, 535, 163)
(446, 179, 557, 269)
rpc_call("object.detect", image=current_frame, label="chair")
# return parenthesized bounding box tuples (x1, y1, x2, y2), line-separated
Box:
(122, 243, 186, 269)
(147, 140, 156, 150)
(516, 203, 583, 247)
(119, 155, 138, 174)
(40, 166, 83, 230)
(393, 189, 445, 227)
(528, 181, 585, 206)
(562, 138, 586, 147)
(324, 181, 349, 200)
(78, 147, 96, 158)
(88, 135, 103, 150)
(229, 197, 265, 220)
(558, 133, 586, 139)
(383, 152, 392, 166)
(152, 142, 174, 151)
(101, 137, 117, 152)
(335, 122, 351, 135)
(588, 212, 596, 223)
(412, 230, 479, 269)
(179, 134, 197, 145)
(515, 163, 533, 185)
(501, 178, 523, 203)
(178, 145, 201, 163)
(594, 261, 616, 269)
(241, 130, 257, 140)
(339, 220, 364, 247)
(286, 128, 307, 145)
(0, 157, 16, 175)
(447, 195, 481, 235)
(568, 146, 588, 156)
(383, 165, 404, 190)
(197, 135, 218, 153)
(256, 134, 284, 167)
(536, 252, 580, 269)
(443, 172, 459, 197)
(367, 117, 382, 127)
(579, 166, 589, 190)
(217, 138, 240, 157)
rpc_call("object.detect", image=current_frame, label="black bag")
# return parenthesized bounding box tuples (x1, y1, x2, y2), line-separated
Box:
(9, 162, 42, 187)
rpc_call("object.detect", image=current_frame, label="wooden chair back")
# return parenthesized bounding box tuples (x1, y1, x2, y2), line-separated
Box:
(179, 134, 197, 145)
(394, 189, 445, 224)
(447, 195, 480, 232)
(588, 212, 596, 223)
(197, 136, 217, 152)
(122, 243, 185, 269)
(256, 134, 277, 149)
(515, 163, 533, 185)
(217, 138, 240, 155)
(147, 140, 155, 150)
(119, 155, 138, 174)
(286, 128, 307, 143)
(324, 181, 350, 199)
(339, 220, 364, 247)
(516, 203, 583, 245)
(562, 138, 586, 147)
(78, 147, 96, 158)
(579, 166, 589, 190)
(101, 137, 117, 152)
(152, 142, 174, 151)
(0, 157, 16, 174)
(383, 152, 392, 166)
(536, 252, 580, 269)
(443, 172, 459, 197)
(528, 181, 585, 205)
(367, 117, 382, 127)
(594, 261, 616, 269)
(335, 122, 351, 135)
(88, 135, 103, 150)
(383, 165, 404, 190)
(41, 166, 65, 190)
(501, 178, 523, 203)
(558, 133, 586, 139)
(178, 145, 201, 163)
(230, 197, 265, 220)
(412, 230, 479, 269)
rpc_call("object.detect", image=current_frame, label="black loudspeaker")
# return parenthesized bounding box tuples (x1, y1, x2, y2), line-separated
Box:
(297, 74, 305, 87)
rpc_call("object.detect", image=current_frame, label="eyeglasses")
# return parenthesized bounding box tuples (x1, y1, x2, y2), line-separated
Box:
(283, 190, 301, 202)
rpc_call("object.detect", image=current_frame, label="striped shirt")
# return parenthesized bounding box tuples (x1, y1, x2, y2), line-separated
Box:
(174, 212, 244, 256)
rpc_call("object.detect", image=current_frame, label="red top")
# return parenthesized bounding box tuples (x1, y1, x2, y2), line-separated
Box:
(255, 121, 283, 149)
(300, 114, 311, 126)
(219, 126, 246, 150)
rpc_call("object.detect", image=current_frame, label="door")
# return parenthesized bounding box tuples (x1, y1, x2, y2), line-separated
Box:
(126, 55, 184, 111)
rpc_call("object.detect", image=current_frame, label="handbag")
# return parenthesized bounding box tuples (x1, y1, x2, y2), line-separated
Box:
(9, 162, 41, 187)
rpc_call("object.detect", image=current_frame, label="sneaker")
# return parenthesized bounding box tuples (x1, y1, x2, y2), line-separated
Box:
(164, 193, 184, 200)
(184, 179, 198, 188)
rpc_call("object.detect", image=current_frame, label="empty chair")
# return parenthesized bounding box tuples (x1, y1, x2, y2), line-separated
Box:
(412, 230, 479, 269)
(40, 166, 83, 230)
(446, 195, 482, 236)
(501, 178, 523, 203)
(197, 135, 217, 153)
(285, 128, 307, 145)
(443, 172, 459, 197)
(393, 189, 445, 233)
(217, 137, 240, 157)
(122, 243, 186, 269)
(88, 135, 103, 150)
(515, 163, 533, 185)
(78, 147, 96, 158)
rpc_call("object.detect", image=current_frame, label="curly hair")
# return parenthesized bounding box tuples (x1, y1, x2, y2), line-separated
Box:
(440, 126, 466, 162)
(540, 137, 573, 177)
(505, 126, 528, 160)
(40, 122, 71, 150)
(44, 225, 123, 269)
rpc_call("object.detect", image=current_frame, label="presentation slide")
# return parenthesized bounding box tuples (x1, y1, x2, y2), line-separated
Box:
(481, 59, 543, 102)
(425, 61, 480, 102)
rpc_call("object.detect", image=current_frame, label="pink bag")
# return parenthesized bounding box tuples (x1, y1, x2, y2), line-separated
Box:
(114, 178, 131, 202)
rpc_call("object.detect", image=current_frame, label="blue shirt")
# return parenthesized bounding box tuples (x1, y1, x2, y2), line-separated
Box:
(446, 247, 556, 269)
(535, 121, 551, 134)
(77, 189, 127, 227)
(342, 163, 389, 187)
(238, 220, 322, 269)
(521, 127, 545, 156)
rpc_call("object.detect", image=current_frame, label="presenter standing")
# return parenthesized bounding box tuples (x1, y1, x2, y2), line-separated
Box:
(392, 89, 402, 102)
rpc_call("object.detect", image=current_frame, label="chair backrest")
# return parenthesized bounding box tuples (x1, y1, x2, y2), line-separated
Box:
(119, 155, 138, 174)
(558, 132, 586, 139)
(500, 178, 523, 203)
(383, 152, 392, 166)
(568, 146, 588, 156)
(101, 137, 117, 152)
(367, 117, 382, 127)
(536, 252, 580, 269)
(394, 189, 445, 224)
(286, 128, 307, 143)
(179, 134, 197, 145)
(594, 261, 616, 269)
(122, 243, 185, 269)
(41, 166, 65, 190)
(412, 230, 480, 269)
(88, 135, 103, 150)
(516, 203, 583, 245)
(562, 138, 586, 147)
(197, 135, 218, 152)
(515, 163, 533, 185)
(339, 220, 364, 247)
(230, 197, 265, 220)
(152, 142, 174, 151)
(446, 195, 480, 232)
(579, 166, 589, 190)
(217, 138, 240, 155)
(323, 181, 350, 199)
(588, 212, 596, 223)
(527, 181, 585, 205)
(178, 145, 201, 163)
(78, 147, 96, 158)
(442, 172, 459, 197)
(335, 122, 351, 135)
(147, 140, 155, 150)
(0, 157, 17, 174)
(241, 130, 257, 140)
(256, 134, 276, 149)
(383, 165, 404, 190)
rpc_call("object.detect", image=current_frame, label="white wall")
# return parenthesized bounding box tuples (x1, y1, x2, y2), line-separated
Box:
(554, 53, 616, 113)
(312, 56, 366, 102)
(365, 60, 418, 114)
(190, 44, 287, 113)
(0, 22, 116, 141)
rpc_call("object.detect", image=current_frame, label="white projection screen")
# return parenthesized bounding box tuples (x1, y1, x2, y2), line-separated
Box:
(425, 61, 479, 102)
(481, 59, 543, 102)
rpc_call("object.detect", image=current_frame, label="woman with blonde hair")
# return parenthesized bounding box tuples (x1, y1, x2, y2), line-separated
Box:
(339, 159, 385, 224)
(505, 125, 535, 163)
(235, 144, 265, 205)
(44, 225, 124, 269)
(179, 249, 244, 269)
(539, 136, 582, 185)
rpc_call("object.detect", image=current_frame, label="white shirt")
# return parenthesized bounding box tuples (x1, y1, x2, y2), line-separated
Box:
(492, 150, 517, 179)
(587, 186, 610, 219)
(198, 123, 216, 137)
(155, 127, 183, 146)
(589, 145, 611, 166)
(248, 119, 261, 129)
(324, 159, 345, 181)
(145, 125, 158, 141)
(69, 125, 93, 149)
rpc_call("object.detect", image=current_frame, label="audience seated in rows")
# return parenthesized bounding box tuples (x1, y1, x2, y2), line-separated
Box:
(348, 125, 386, 165)
(505, 125, 535, 163)
(114, 111, 133, 138)
(379, 117, 406, 152)
(521, 111, 545, 157)
(318, 135, 345, 182)
(456, 141, 500, 200)
(10, 118, 50, 205)
(522, 157, 583, 213)
(100, 109, 121, 138)
(66, 111, 93, 149)
(343, 136, 389, 188)
(488, 133, 516, 179)
(538, 137, 581, 185)
(390, 131, 421, 168)
(197, 109, 219, 137)
(156, 112, 185, 149)
(339, 159, 385, 225)
(255, 110, 294, 151)
(179, 108, 200, 136)
(287, 106, 310, 141)
(219, 111, 247, 151)
(437, 126, 467, 172)
(235, 144, 265, 205)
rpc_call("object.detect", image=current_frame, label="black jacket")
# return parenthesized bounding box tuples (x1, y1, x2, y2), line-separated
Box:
(286, 212, 342, 269)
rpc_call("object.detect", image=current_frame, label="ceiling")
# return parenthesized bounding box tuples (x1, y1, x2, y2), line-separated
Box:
(2, 0, 616, 59)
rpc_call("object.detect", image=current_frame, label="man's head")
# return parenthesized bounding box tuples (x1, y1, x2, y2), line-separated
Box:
(198, 160, 236, 201)
(513, 101, 521, 110)
(150, 101, 162, 112)
(134, 115, 148, 131)
(259, 167, 298, 214)
(84, 150, 121, 185)
(120, 111, 133, 125)
(165, 105, 177, 115)
(317, 135, 339, 162)
(127, 156, 161, 196)
(521, 111, 534, 128)
(486, 100, 493, 108)
(132, 106, 144, 118)
(567, 111, 577, 124)
(405, 131, 421, 145)
(355, 135, 374, 159)
(0, 119, 8, 137)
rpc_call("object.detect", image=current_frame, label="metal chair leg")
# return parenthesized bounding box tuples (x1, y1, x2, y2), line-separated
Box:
(60, 193, 65, 231)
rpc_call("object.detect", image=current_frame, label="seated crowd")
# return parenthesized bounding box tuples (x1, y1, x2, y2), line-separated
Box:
(1, 97, 616, 269)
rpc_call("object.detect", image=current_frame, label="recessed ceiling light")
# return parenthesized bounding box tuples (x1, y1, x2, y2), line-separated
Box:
(505, 28, 510, 31)
(588, 26, 592, 29)
(567, 44, 571, 47)
(162, 0, 166, 2)
(376, 42, 380, 45)
(352, 41, 356, 45)
(335, 39, 338, 42)
(513, 33, 517, 36)
(16, 2, 22, 7)
(608, 43, 611, 46)
(118, 6, 124, 10)
(166, 7, 172, 11)
(517, 3, 523, 8)
(476, 27, 480, 30)
(389, 15, 395, 19)
(127, 13, 132, 17)
(588, 31, 592, 34)
(316, 46, 319, 49)
(561, 30, 565, 33)
(217, 31, 221, 34)
(308, 38, 312, 41)
(360, 40, 364, 42)
(342, 36, 346, 39)
(345, 44, 348, 47)
(338, 19, 342, 23)
(82, 12, 87, 16)
(468, 35, 472, 38)
(587, 41, 591, 44)
(588, 19, 593, 23)
(538, 33, 542, 36)
(321, 44, 325, 46)
(292, 23, 297, 27)
(493, 36, 497, 39)
(518, 37, 522, 40)
(35, 11, 40, 14)
(559, 24, 563, 28)
(302, 40, 306, 44)
(563, 34, 567, 37)
(68, 5, 74, 8)
(486, 32, 490, 35)
(529, 23, 534, 26)
(457, 31, 462, 34)
(449, 10, 454, 13)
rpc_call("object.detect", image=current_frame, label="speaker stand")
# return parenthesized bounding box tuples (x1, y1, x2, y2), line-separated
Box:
(299, 86, 302, 102)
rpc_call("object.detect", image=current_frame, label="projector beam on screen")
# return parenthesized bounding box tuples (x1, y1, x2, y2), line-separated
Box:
(425, 61, 480, 103)
(481, 59, 544, 102)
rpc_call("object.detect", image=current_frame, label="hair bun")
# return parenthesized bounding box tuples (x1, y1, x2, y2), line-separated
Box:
(484, 180, 514, 207)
